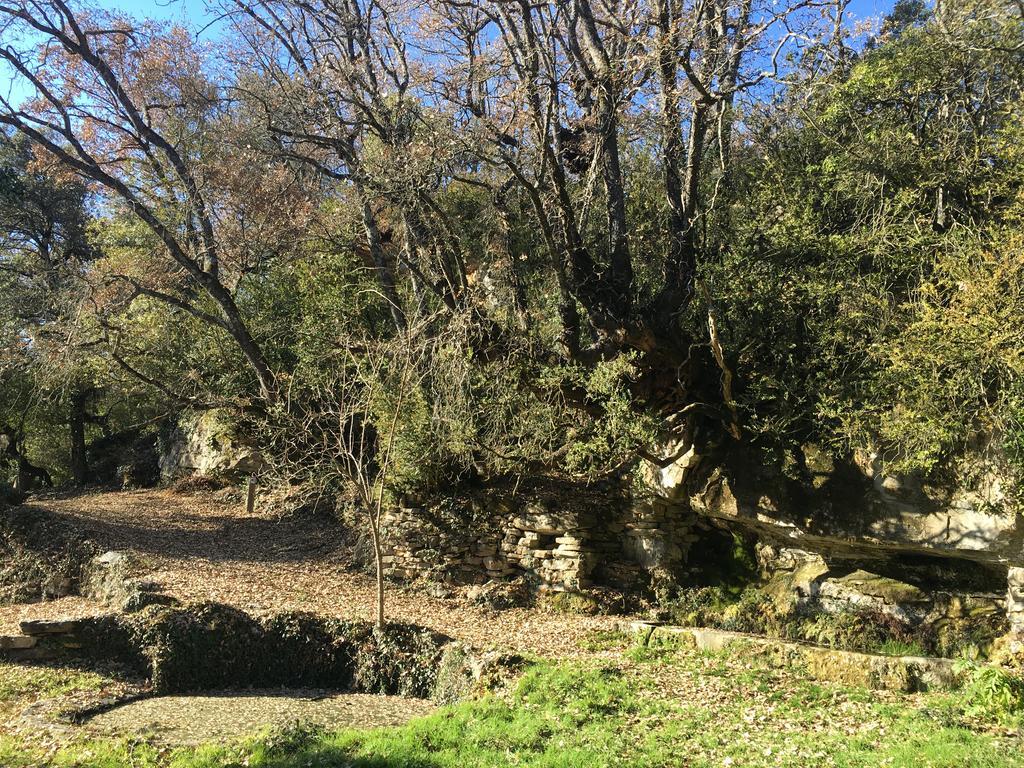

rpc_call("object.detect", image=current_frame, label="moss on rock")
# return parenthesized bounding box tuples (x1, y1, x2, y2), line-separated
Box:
(115, 603, 454, 696)
(352, 623, 450, 698)
(8, 603, 515, 702)
(0, 505, 98, 603)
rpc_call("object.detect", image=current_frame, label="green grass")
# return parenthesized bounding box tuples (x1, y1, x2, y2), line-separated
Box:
(578, 629, 631, 652)
(1, 645, 1022, 767)
(0, 660, 108, 702)
(877, 639, 929, 657)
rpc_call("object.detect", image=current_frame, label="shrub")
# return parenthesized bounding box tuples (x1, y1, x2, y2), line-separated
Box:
(133, 603, 266, 692)
(665, 586, 793, 639)
(259, 612, 361, 689)
(122, 603, 452, 697)
(932, 613, 1009, 660)
(662, 585, 955, 658)
(719, 588, 788, 636)
(352, 623, 450, 698)
(664, 586, 734, 627)
(798, 608, 918, 654)
(538, 590, 603, 616)
(69, 614, 149, 673)
(0, 505, 97, 603)
(955, 661, 1024, 726)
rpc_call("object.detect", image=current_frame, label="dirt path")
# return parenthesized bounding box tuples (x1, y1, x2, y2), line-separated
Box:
(1, 489, 624, 657)
(85, 690, 437, 745)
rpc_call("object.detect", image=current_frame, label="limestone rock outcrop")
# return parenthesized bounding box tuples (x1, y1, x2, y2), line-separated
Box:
(159, 410, 264, 482)
(671, 443, 1024, 569)
(82, 550, 178, 612)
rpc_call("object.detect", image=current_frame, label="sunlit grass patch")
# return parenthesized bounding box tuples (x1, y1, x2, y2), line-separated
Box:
(0, 661, 109, 703)
(1, 644, 1022, 767)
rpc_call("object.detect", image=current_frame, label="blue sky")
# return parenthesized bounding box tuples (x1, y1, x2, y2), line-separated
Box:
(3, 0, 897, 106)
(100, 0, 225, 33)
(103, 0, 212, 23)
(104, 0, 896, 30)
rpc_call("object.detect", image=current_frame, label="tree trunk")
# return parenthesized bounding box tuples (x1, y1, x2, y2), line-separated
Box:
(204, 279, 278, 403)
(656, 0, 686, 302)
(356, 182, 407, 332)
(69, 387, 88, 486)
(370, 516, 385, 629)
(599, 99, 633, 314)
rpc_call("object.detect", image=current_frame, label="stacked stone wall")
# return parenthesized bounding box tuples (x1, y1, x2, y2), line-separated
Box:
(381, 492, 698, 592)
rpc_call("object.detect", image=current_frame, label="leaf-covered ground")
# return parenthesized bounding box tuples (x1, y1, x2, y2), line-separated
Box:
(0, 489, 620, 657)
(3, 490, 1023, 766)
(1, 635, 1022, 767)
(86, 691, 437, 745)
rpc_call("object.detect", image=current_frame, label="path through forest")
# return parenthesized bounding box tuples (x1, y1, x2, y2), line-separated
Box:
(1, 488, 623, 657)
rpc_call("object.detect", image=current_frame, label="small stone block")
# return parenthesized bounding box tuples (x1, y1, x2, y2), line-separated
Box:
(0, 635, 37, 650)
(19, 619, 81, 636)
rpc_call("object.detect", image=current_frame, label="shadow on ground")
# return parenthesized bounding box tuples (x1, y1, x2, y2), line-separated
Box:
(24, 499, 349, 565)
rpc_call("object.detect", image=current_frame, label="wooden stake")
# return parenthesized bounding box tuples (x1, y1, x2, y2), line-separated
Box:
(245, 476, 256, 514)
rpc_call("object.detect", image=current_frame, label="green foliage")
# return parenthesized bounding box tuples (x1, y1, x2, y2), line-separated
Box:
(878, 638, 929, 657)
(1, 0, 1022, 506)
(660, 582, 996, 659)
(0, 160, 167, 488)
(664, 585, 734, 626)
(933, 612, 1010, 661)
(712, 5, 1024, 487)
(351, 623, 450, 698)
(539, 355, 662, 480)
(955, 661, 1024, 727)
(537, 590, 604, 616)
(797, 609, 918, 655)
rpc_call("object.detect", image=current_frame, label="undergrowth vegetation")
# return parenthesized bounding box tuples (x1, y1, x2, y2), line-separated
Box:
(661, 583, 1007, 660)
(956, 662, 1024, 728)
(56, 603, 456, 697)
(0, 504, 98, 604)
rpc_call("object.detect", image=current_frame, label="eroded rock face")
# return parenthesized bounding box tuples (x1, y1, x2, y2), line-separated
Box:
(1008, 567, 1024, 636)
(159, 410, 265, 482)
(680, 444, 1024, 568)
(82, 551, 178, 612)
(816, 570, 932, 622)
(757, 545, 829, 611)
(754, 543, 1009, 655)
(637, 438, 1022, 633)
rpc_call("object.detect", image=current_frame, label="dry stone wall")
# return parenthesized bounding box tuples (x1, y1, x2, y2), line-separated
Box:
(380, 490, 698, 592)
(0, 605, 517, 703)
(380, 470, 1024, 643)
